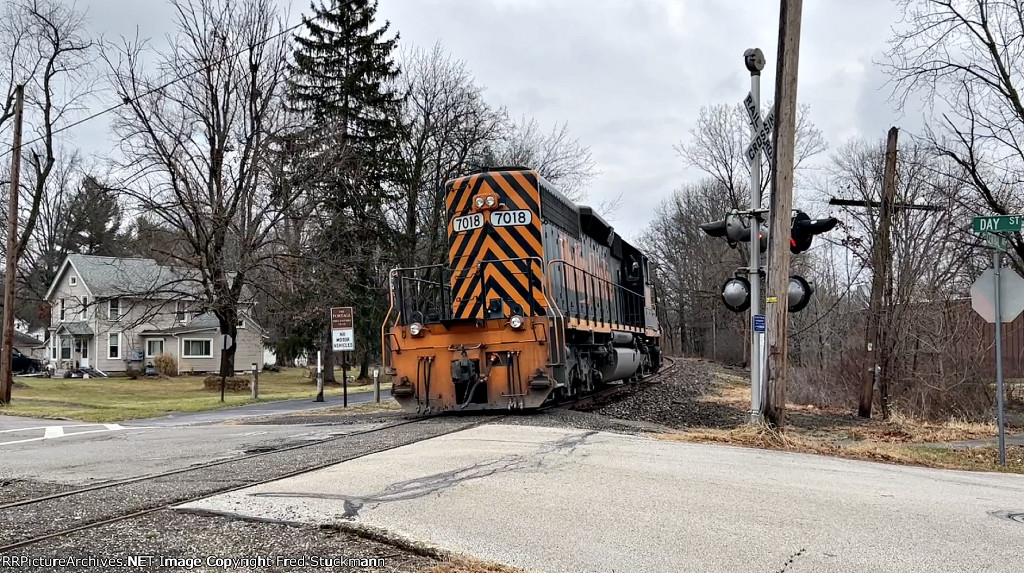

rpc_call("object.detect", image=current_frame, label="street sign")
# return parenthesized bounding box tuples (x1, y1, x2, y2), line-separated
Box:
(753, 314, 765, 332)
(330, 307, 355, 351)
(220, 334, 233, 351)
(971, 268, 1024, 323)
(972, 215, 1022, 234)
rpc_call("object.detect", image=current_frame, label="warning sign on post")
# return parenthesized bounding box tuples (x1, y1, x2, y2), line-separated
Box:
(331, 307, 355, 351)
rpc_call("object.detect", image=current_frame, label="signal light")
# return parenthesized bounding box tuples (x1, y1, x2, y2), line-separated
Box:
(790, 211, 838, 254)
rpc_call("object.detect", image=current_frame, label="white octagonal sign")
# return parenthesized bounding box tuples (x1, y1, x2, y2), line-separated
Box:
(971, 268, 1024, 323)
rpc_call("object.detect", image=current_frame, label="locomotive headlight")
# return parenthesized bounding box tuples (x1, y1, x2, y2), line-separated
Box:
(409, 322, 424, 336)
(485, 196, 496, 207)
(474, 197, 485, 208)
(509, 315, 525, 330)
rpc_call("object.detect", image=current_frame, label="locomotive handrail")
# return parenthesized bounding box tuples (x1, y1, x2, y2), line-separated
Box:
(545, 259, 647, 331)
(382, 269, 398, 369)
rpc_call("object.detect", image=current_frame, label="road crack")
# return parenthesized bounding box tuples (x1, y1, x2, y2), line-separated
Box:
(774, 548, 805, 573)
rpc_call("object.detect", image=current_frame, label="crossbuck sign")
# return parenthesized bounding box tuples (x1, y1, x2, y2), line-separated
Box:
(744, 92, 775, 162)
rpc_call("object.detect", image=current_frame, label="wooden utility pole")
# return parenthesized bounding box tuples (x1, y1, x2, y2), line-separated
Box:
(861, 127, 898, 419)
(0, 85, 23, 405)
(828, 127, 942, 419)
(763, 0, 803, 428)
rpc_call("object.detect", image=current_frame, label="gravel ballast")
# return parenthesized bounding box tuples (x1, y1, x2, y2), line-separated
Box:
(2, 510, 444, 573)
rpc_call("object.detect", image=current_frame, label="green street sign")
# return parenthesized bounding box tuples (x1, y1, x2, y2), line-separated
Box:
(973, 215, 1022, 233)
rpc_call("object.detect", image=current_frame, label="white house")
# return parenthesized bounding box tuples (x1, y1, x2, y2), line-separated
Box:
(44, 254, 265, 375)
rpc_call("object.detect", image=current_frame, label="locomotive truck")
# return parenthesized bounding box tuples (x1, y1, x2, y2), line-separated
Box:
(382, 167, 662, 413)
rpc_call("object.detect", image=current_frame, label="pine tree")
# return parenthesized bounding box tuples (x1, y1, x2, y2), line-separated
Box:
(289, 0, 404, 166)
(285, 0, 407, 377)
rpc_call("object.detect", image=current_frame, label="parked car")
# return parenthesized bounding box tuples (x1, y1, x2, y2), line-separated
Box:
(12, 347, 42, 374)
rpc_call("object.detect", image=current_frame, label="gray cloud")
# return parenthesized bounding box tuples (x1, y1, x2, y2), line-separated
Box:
(69, 0, 914, 238)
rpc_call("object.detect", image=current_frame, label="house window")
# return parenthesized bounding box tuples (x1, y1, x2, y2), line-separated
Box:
(70, 276, 77, 286)
(80, 296, 89, 320)
(50, 340, 57, 360)
(59, 298, 65, 321)
(236, 317, 246, 329)
(108, 333, 120, 359)
(175, 302, 187, 323)
(109, 298, 121, 320)
(182, 339, 212, 358)
(146, 339, 164, 357)
(60, 338, 71, 360)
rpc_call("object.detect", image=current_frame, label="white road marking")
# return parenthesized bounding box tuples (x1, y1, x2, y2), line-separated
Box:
(0, 423, 153, 447)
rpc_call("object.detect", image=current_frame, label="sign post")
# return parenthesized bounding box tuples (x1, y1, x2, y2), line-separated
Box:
(331, 307, 355, 407)
(373, 367, 380, 404)
(970, 215, 1024, 466)
(219, 334, 233, 403)
(315, 350, 324, 402)
(742, 47, 772, 423)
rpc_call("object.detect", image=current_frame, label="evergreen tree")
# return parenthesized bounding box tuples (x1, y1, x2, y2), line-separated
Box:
(289, 0, 404, 180)
(284, 0, 406, 376)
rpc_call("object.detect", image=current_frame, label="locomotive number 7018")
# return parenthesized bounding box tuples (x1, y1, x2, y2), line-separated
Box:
(490, 210, 533, 227)
(452, 213, 484, 232)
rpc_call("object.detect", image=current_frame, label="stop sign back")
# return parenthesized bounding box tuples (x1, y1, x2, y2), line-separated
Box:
(971, 268, 1024, 323)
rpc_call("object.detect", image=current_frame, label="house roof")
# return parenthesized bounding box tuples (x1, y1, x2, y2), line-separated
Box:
(55, 321, 94, 336)
(6, 329, 44, 348)
(141, 312, 221, 336)
(44, 254, 254, 303)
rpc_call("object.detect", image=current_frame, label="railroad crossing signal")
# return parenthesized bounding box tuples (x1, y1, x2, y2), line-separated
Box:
(701, 209, 836, 314)
(744, 94, 775, 162)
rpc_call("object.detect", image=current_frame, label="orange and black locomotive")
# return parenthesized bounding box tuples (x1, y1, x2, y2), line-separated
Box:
(383, 167, 661, 413)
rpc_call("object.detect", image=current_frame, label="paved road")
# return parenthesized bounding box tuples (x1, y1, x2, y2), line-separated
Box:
(182, 424, 1024, 573)
(123, 391, 385, 427)
(0, 394, 392, 485)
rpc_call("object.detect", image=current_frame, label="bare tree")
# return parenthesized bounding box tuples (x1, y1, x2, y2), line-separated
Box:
(676, 101, 826, 208)
(884, 0, 1024, 264)
(480, 114, 598, 201)
(106, 0, 295, 377)
(397, 42, 504, 266)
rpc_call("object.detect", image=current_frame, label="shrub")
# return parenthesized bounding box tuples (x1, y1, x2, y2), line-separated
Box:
(153, 353, 177, 376)
(125, 367, 141, 380)
(203, 375, 250, 391)
(262, 363, 280, 372)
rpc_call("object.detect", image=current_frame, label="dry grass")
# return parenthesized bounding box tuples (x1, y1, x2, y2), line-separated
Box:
(660, 423, 1024, 473)
(663, 367, 1024, 474)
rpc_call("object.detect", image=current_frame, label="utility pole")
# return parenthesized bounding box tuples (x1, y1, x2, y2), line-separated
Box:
(862, 127, 897, 419)
(763, 0, 803, 428)
(0, 85, 24, 406)
(828, 127, 941, 419)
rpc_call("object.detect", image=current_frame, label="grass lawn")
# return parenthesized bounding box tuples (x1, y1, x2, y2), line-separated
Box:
(0, 367, 391, 423)
(662, 364, 1024, 474)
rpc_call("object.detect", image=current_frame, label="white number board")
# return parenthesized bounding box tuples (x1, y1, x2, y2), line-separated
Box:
(490, 210, 533, 227)
(452, 213, 484, 232)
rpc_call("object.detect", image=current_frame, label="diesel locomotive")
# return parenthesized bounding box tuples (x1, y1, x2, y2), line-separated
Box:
(382, 167, 661, 413)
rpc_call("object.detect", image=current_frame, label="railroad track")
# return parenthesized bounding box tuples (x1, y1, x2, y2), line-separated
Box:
(1, 359, 677, 553)
(545, 355, 678, 411)
(0, 415, 498, 553)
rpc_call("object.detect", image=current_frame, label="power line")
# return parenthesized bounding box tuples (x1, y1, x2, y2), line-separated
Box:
(0, 9, 320, 160)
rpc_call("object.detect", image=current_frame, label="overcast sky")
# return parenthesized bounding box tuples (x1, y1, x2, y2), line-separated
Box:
(75, 0, 921, 242)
